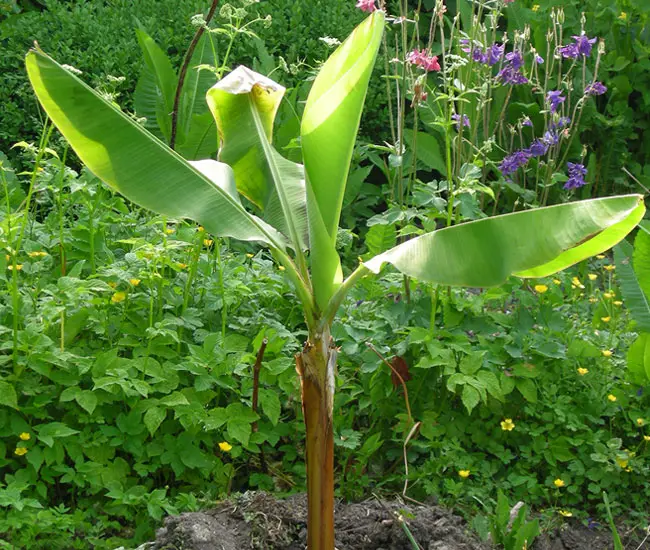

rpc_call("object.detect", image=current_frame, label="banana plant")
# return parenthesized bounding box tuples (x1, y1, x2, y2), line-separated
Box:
(25, 11, 645, 550)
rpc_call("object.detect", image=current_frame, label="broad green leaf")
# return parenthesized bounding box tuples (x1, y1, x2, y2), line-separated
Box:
(26, 50, 285, 248)
(75, 391, 97, 415)
(633, 228, 650, 301)
(301, 11, 384, 308)
(403, 129, 446, 174)
(207, 67, 307, 250)
(259, 388, 281, 426)
(134, 65, 165, 141)
(176, 112, 218, 161)
(135, 28, 177, 142)
(614, 240, 650, 331)
(627, 333, 650, 385)
(516, 378, 538, 403)
(0, 381, 18, 409)
(365, 224, 396, 256)
(365, 196, 645, 286)
(461, 385, 480, 414)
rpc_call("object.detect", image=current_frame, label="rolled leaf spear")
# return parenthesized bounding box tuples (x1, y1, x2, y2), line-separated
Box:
(26, 11, 645, 550)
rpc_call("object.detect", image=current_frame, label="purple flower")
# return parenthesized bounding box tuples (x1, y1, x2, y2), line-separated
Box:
(526, 140, 548, 157)
(547, 90, 566, 113)
(486, 43, 505, 66)
(573, 33, 597, 57)
(585, 81, 607, 96)
(460, 39, 471, 53)
(452, 114, 471, 130)
(522, 117, 533, 127)
(535, 54, 544, 64)
(543, 130, 559, 146)
(550, 116, 571, 130)
(500, 150, 531, 176)
(564, 162, 588, 190)
(505, 51, 524, 69)
(472, 48, 488, 63)
(498, 64, 528, 85)
(559, 43, 579, 59)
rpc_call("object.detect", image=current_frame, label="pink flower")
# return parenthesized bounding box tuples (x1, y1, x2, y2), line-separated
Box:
(407, 49, 441, 72)
(356, 0, 376, 13)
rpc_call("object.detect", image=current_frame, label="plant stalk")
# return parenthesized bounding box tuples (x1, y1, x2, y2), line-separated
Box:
(295, 330, 337, 550)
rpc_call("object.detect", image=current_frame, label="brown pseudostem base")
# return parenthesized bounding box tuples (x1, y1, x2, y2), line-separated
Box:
(295, 331, 337, 550)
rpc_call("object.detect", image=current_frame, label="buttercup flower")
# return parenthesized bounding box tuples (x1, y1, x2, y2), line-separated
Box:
(7, 265, 23, 271)
(204, 239, 213, 247)
(532, 5, 540, 11)
(19, 432, 30, 441)
(554, 478, 565, 488)
(28, 251, 47, 258)
(219, 441, 233, 452)
(559, 510, 573, 517)
(602, 350, 613, 357)
(571, 277, 584, 288)
(458, 469, 470, 478)
(534, 284, 548, 293)
(603, 292, 614, 299)
(608, 394, 617, 402)
(596, 254, 606, 259)
(577, 368, 589, 376)
(176, 262, 188, 269)
(588, 274, 597, 281)
(356, 0, 376, 13)
(14, 447, 28, 456)
(613, 300, 623, 306)
(603, 265, 616, 271)
(615, 456, 628, 468)
(111, 291, 127, 304)
(553, 279, 561, 285)
(501, 418, 515, 431)
(644, 435, 650, 442)
(601, 316, 611, 323)
(636, 418, 645, 427)
(589, 297, 597, 303)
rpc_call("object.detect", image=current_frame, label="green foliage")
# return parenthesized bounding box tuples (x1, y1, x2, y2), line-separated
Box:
(487, 490, 540, 550)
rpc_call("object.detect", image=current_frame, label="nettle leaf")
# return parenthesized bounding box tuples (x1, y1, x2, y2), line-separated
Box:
(0, 381, 18, 410)
(144, 407, 167, 437)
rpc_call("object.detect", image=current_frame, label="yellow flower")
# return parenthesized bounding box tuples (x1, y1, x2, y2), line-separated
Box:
(553, 279, 561, 285)
(588, 274, 597, 281)
(602, 350, 613, 357)
(534, 284, 548, 293)
(19, 432, 30, 441)
(619, 12, 627, 20)
(246, 253, 254, 258)
(165, 228, 175, 235)
(458, 469, 470, 478)
(176, 262, 188, 269)
(203, 239, 213, 247)
(108, 281, 117, 289)
(607, 394, 617, 402)
(571, 277, 585, 289)
(500, 418, 515, 431)
(554, 478, 565, 488)
(644, 435, 650, 442)
(28, 251, 47, 258)
(198, 226, 205, 232)
(601, 316, 611, 323)
(637, 418, 645, 427)
(4, 254, 10, 261)
(7, 264, 23, 271)
(111, 291, 127, 304)
(603, 265, 615, 271)
(532, 4, 540, 11)
(615, 456, 628, 469)
(613, 301, 623, 307)
(603, 292, 614, 299)
(577, 368, 589, 376)
(14, 447, 28, 456)
(596, 254, 606, 259)
(278, 265, 285, 271)
(558, 510, 573, 517)
(589, 298, 598, 303)
(218, 441, 232, 452)
(129, 278, 141, 286)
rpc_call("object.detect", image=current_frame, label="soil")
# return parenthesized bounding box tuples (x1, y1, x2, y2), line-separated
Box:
(151, 492, 490, 550)
(147, 492, 649, 550)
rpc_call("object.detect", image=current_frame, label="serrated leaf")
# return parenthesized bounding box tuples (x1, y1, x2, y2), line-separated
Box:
(160, 392, 189, 407)
(144, 407, 166, 436)
(461, 385, 480, 414)
(0, 382, 18, 409)
(259, 388, 281, 426)
(476, 371, 502, 401)
(516, 378, 538, 403)
(365, 224, 397, 257)
(75, 391, 97, 414)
